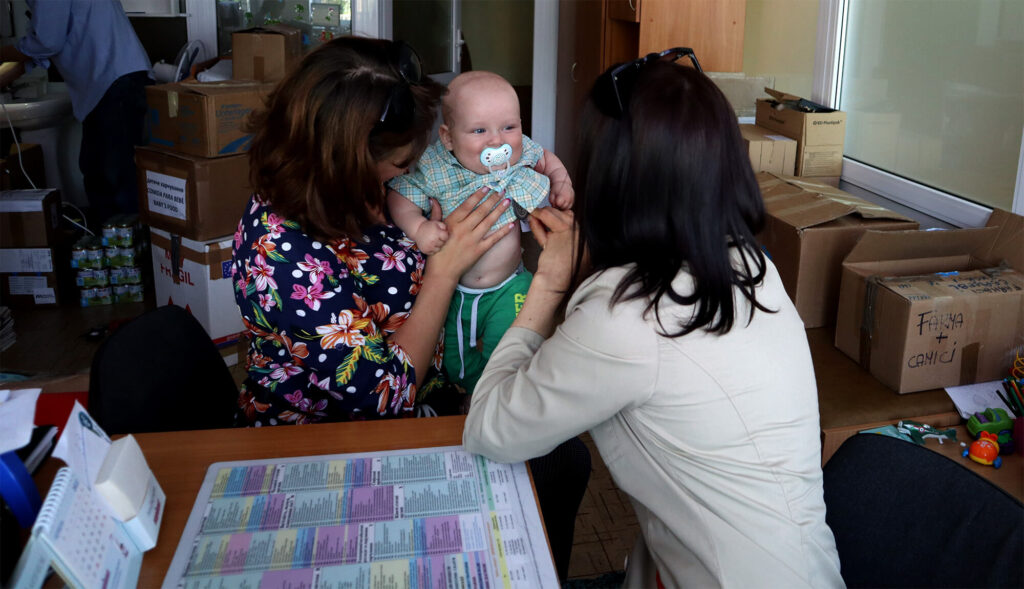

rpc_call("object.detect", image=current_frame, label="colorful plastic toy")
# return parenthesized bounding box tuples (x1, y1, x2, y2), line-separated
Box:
(963, 431, 1002, 468)
(966, 408, 1015, 452)
(896, 420, 958, 445)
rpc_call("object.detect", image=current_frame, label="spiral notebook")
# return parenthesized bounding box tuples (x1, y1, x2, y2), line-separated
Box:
(9, 466, 143, 589)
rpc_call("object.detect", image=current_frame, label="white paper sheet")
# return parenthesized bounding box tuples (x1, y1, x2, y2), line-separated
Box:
(944, 380, 1015, 419)
(0, 387, 41, 454)
(52, 400, 112, 486)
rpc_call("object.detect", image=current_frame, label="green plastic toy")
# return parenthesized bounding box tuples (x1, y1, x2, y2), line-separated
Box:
(895, 420, 958, 445)
(966, 408, 1014, 448)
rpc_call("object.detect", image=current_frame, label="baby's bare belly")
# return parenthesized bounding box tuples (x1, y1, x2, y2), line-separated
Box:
(459, 226, 523, 289)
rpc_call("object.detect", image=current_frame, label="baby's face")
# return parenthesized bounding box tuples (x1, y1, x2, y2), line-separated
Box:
(440, 83, 523, 175)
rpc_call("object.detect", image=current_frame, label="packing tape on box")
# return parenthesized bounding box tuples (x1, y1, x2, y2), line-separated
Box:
(167, 91, 178, 118)
(150, 231, 233, 281)
(858, 276, 880, 371)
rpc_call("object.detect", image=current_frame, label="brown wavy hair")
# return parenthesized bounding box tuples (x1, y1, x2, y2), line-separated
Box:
(246, 37, 444, 241)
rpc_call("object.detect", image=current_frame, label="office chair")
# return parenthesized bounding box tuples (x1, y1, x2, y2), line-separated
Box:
(823, 433, 1023, 588)
(88, 305, 239, 435)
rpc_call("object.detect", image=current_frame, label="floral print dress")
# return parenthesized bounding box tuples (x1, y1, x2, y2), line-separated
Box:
(231, 194, 443, 425)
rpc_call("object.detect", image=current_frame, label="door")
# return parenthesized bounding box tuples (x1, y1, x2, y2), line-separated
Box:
(391, 0, 462, 84)
(555, 0, 604, 176)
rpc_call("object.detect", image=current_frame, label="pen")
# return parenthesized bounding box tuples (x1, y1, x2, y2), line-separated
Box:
(995, 386, 1021, 417)
(1009, 379, 1023, 404)
(1005, 379, 1024, 415)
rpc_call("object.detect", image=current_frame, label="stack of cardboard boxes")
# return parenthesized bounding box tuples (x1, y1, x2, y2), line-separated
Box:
(742, 88, 847, 183)
(756, 172, 1024, 397)
(0, 188, 68, 307)
(136, 25, 301, 346)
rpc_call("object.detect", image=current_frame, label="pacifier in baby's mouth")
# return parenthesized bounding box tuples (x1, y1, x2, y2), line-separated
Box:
(480, 144, 513, 177)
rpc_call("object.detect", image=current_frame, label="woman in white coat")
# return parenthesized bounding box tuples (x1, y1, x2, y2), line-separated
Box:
(463, 53, 844, 588)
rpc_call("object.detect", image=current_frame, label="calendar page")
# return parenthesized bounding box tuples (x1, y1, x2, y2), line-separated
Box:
(163, 446, 559, 589)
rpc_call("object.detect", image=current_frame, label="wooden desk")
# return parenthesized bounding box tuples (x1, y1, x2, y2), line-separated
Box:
(918, 425, 1023, 501)
(36, 415, 471, 588)
(807, 327, 1022, 502)
(807, 327, 961, 463)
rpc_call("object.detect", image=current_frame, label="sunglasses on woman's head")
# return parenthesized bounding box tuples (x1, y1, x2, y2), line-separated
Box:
(593, 47, 703, 119)
(374, 41, 425, 133)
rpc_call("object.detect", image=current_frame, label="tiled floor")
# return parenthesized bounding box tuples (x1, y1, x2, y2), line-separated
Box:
(569, 434, 639, 580)
(0, 302, 639, 582)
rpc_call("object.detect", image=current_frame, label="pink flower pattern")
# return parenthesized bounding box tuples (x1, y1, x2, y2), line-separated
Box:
(291, 281, 336, 311)
(231, 195, 440, 426)
(374, 245, 407, 272)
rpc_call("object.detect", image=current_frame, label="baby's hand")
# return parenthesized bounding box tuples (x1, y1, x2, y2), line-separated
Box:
(414, 220, 449, 255)
(549, 179, 575, 210)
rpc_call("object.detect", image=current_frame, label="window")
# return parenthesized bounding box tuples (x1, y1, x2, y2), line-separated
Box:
(815, 0, 1023, 226)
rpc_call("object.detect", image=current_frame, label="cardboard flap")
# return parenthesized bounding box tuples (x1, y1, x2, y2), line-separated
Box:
(762, 89, 835, 113)
(762, 189, 855, 229)
(178, 81, 268, 96)
(237, 24, 299, 36)
(844, 226, 998, 265)
(757, 173, 913, 229)
(980, 208, 1024, 271)
(777, 176, 913, 222)
(764, 88, 802, 103)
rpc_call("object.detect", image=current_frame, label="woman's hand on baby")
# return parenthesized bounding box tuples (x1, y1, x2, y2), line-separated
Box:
(429, 189, 513, 281)
(528, 207, 577, 294)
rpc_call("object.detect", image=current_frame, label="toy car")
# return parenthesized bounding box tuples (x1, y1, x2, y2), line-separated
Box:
(963, 431, 1003, 468)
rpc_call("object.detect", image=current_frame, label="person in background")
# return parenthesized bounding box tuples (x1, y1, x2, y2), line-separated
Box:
(232, 36, 589, 581)
(463, 53, 844, 588)
(0, 0, 152, 227)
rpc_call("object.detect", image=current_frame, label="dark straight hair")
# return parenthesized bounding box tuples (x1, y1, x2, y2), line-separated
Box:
(246, 37, 444, 242)
(572, 61, 772, 336)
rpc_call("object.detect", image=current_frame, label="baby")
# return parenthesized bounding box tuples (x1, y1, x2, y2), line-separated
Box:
(388, 70, 572, 398)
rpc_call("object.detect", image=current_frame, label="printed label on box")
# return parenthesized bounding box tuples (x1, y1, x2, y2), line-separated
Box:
(33, 287, 56, 304)
(8, 275, 47, 295)
(0, 248, 53, 273)
(146, 171, 188, 221)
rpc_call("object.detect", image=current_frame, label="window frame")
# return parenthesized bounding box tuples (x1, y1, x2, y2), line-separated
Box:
(812, 0, 1024, 227)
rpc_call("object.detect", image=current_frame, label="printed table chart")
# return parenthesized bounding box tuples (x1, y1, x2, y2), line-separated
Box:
(162, 446, 557, 589)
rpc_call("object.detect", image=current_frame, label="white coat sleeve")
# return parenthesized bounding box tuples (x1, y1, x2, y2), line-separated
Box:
(463, 282, 659, 462)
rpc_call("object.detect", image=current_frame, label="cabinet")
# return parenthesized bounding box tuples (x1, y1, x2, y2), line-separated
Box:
(555, 0, 745, 171)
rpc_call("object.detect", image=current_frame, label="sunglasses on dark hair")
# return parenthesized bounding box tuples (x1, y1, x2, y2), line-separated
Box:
(593, 47, 704, 119)
(374, 41, 425, 134)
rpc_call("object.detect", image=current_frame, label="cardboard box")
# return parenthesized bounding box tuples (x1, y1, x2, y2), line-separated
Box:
(756, 173, 919, 328)
(232, 25, 303, 83)
(0, 143, 46, 190)
(135, 146, 250, 242)
(835, 210, 1024, 393)
(217, 332, 247, 368)
(145, 81, 271, 158)
(740, 124, 797, 176)
(0, 247, 65, 306)
(756, 89, 846, 177)
(150, 227, 243, 341)
(0, 189, 61, 247)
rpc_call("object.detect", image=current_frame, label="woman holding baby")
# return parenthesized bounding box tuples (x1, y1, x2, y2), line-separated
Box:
(230, 37, 587, 581)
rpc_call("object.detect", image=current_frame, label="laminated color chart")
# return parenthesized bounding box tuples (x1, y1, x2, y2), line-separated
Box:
(162, 446, 558, 589)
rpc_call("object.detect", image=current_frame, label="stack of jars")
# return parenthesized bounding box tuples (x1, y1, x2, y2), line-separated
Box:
(71, 215, 146, 306)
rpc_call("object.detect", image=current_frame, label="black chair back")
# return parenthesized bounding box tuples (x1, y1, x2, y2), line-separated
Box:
(823, 433, 1023, 588)
(89, 305, 238, 434)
